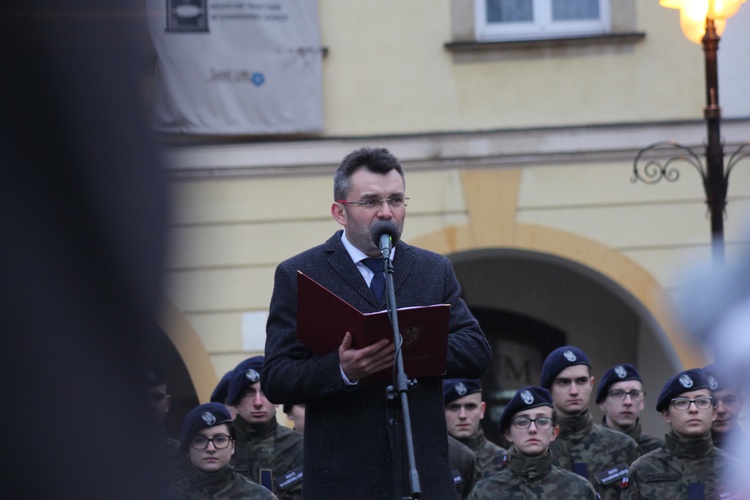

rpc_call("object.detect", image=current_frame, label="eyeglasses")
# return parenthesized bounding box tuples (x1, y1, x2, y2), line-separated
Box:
(190, 434, 233, 450)
(608, 389, 645, 401)
(670, 396, 714, 411)
(511, 416, 554, 430)
(336, 197, 409, 209)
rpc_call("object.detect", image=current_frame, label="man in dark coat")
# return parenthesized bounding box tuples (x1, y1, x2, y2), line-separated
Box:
(262, 147, 492, 499)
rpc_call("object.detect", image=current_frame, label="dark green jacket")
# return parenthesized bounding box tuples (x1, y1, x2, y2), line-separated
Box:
(459, 427, 506, 478)
(602, 417, 664, 456)
(550, 409, 638, 499)
(169, 464, 278, 499)
(468, 446, 599, 499)
(626, 431, 736, 499)
(232, 416, 303, 500)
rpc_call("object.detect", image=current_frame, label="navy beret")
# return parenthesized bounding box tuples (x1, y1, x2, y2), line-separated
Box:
(539, 346, 591, 389)
(443, 378, 482, 404)
(656, 368, 711, 412)
(595, 363, 642, 404)
(499, 386, 554, 433)
(179, 402, 233, 453)
(227, 356, 264, 405)
(702, 363, 730, 392)
(210, 371, 233, 404)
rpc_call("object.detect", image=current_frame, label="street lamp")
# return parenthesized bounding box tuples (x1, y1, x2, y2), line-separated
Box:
(632, 0, 750, 266)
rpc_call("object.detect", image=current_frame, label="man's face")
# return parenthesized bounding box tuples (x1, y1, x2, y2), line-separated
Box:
(598, 380, 645, 431)
(287, 404, 306, 434)
(147, 384, 172, 427)
(663, 389, 717, 438)
(331, 168, 406, 258)
(187, 424, 235, 472)
(504, 406, 559, 457)
(444, 392, 485, 440)
(236, 382, 276, 425)
(712, 386, 743, 434)
(550, 365, 594, 417)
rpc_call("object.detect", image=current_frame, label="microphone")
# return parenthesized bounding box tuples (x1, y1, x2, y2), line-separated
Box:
(371, 221, 400, 258)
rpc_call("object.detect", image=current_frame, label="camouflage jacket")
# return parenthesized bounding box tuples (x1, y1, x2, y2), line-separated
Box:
(550, 409, 638, 500)
(467, 446, 599, 499)
(449, 435, 479, 500)
(625, 431, 736, 500)
(231, 416, 303, 500)
(602, 417, 664, 456)
(168, 464, 278, 500)
(459, 427, 506, 478)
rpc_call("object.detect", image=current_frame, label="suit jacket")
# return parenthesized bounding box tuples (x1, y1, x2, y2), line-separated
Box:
(262, 231, 492, 500)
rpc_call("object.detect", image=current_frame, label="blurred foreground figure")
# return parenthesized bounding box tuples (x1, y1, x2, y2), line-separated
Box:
(677, 238, 750, 496)
(0, 1, 169, 497)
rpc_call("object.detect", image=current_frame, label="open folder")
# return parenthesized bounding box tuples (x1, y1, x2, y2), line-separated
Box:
(296, 271, 450, 382)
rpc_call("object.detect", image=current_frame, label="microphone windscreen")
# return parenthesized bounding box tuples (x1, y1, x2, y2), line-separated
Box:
(371, 221, 400, 247)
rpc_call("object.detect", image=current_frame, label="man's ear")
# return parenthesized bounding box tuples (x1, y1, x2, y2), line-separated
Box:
(331, 202, 347, 226)
(550, 425, 560, 442)
(165, 394, 172, 412)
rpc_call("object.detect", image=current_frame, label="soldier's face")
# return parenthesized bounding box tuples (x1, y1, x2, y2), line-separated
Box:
(236, 382, 277, 425)
(663, 389, 716, 438)
(444, 392, 485, 440)
(712, 387, 743, 434)
(188, 424, 235, 472)
(287, 404, 306, 434)
(598, 380, 645, 431)
(504, 406, 558, 456)
(147, 384, 172, 428)
(331, 168, 406, 258)
(550, 365, 593, 417)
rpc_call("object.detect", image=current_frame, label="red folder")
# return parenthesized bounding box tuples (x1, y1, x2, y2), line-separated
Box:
(296, 271, 449, 382)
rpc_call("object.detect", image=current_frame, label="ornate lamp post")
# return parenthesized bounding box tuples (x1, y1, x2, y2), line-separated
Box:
(632, 0, 749, 266)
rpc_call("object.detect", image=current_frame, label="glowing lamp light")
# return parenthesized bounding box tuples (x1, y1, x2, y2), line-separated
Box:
(659, 0, 745, 43)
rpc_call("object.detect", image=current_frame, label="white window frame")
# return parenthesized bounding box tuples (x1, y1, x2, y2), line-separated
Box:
(475, 0, 611, 42)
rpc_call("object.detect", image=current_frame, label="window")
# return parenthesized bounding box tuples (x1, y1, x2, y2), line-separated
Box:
(475, 0, 610, 41)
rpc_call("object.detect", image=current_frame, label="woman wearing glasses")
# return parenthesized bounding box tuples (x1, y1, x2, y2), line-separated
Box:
(170, 402, 277, 499)
(625, 368, 738, 499)
(467, 386, 598, 499)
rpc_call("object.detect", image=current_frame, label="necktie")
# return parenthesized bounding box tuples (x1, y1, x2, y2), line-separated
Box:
(361, 257, 385, 302)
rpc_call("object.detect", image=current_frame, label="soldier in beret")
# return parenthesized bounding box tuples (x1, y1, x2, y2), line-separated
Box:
(596, 363, 663, 455)
(703, 363, 745, 453)
(210, 371, 238, 419)
(227, 356, 303, 500)
(540, 346, 638, 499)
(468, 386, 599, 499)
(443, 378, 506, 478)
(169, 402, 277, 499)
(142, 366, 182, 493)
(625, 368, 738, 499)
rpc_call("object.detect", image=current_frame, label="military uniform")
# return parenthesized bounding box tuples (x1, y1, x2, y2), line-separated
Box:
(468, 446, 599, 499)
(459, 427, 506, 478)
(449, 435, 479, 500)
(232, 415, 303, 500)
(550, 409, 638, 499)
(602, 417, 663, 456)
(625, 431, 735, 499)
(169, 463, 278, 500)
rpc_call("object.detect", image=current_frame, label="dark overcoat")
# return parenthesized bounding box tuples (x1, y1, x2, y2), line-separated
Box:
(262, 231, 492, 500)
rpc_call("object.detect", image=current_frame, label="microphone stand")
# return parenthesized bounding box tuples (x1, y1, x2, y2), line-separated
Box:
(381, 246, 421, 500)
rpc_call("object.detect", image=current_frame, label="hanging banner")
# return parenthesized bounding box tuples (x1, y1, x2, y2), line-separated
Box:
(147, 0, 324, 135)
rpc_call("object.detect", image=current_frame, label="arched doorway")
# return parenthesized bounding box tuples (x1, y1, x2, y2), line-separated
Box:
(450, 248, 682, 440)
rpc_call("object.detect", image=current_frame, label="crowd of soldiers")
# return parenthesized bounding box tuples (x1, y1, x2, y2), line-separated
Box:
(150, 345, 744, 499)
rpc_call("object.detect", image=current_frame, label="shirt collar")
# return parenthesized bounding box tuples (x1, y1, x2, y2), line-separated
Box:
(341, 230, 396, 263)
